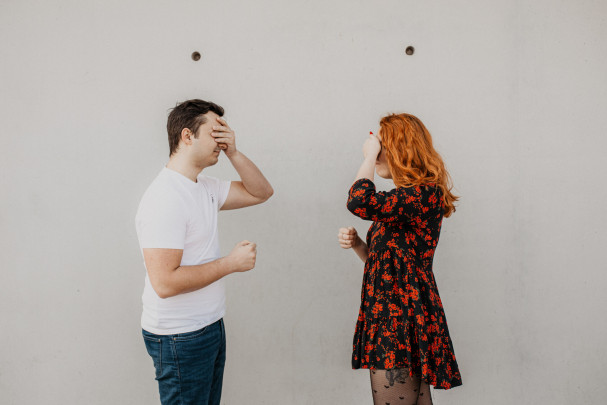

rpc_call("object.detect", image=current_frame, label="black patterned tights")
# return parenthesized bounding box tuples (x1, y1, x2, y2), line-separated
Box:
(370, 369, 433, 405)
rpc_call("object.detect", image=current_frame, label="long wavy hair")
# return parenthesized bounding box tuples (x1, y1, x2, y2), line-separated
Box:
(379, 113, 458, 217)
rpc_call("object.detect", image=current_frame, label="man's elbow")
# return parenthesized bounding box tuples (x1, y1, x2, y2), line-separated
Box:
(151, 280, 178, 299)
(156, 289, 174, 299)
(256, 186, 274, 203)
(263, 186, 274, 201)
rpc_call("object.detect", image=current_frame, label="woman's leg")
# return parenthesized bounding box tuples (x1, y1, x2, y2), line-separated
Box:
(416, 381, 432, 405)
(369, 369, 433, 405)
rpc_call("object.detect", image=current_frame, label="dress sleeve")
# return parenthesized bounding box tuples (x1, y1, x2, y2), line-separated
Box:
(346, 178, 427, 223)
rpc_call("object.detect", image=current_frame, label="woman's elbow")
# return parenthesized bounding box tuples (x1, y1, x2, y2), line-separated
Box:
(347, 200, 369, 219)
(346, 200, 359, 214)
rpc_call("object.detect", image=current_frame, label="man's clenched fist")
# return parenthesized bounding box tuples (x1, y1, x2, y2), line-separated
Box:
(227, 240, 257, 272)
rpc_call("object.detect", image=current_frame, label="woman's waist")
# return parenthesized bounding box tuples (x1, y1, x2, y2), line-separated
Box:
(367, 245, 437, 260)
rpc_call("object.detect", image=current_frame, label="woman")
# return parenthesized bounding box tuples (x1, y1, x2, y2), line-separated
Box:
(338, 113, 462, 404)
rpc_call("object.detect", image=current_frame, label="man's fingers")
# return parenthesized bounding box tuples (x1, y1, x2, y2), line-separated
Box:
(214, 139, 231, 146)
(216, 116, 230, 127)
(212, 123, 231, 133)
(212, 134, 233, 141)
(211, 130, 233, 136)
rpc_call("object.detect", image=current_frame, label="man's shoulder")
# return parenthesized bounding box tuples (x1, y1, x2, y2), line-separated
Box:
(198, 174, 227, 186)
(198, 174, 231, 194)
(139, 172, 187, 212)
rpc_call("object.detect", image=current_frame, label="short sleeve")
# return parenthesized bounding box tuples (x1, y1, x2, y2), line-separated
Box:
(217, 180, 231, 209)
(200, 175, 231, 210)
(136, 194, 187, 249)
(346, 178, 427, 223)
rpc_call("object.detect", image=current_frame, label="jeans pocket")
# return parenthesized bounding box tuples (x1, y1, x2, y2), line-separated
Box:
(143, 335, 162, 379)
(173, 325, 209, 342)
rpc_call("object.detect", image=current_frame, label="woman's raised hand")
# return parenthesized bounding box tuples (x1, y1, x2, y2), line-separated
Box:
(362, 132, 381, 160)
(338, 227, 360, 249)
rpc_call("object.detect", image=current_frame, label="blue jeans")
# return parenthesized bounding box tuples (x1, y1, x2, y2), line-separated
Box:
(142, 319, 226, 405)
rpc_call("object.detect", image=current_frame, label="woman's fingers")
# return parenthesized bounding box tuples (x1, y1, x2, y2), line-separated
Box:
(338, 227, 358, 249)
(339, 227, 357, 235)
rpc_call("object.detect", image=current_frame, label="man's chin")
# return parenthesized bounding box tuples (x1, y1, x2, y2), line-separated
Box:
(200, 153, 220, 167)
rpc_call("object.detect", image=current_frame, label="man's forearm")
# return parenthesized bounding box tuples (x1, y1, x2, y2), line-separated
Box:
(228, 151, 273, 199)
(160, 257, 235, 298)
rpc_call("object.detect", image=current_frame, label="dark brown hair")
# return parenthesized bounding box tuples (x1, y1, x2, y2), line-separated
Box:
(167, 99, 224, 156)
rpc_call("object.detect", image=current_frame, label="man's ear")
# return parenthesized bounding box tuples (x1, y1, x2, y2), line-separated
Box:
(180, 128, 194, 146)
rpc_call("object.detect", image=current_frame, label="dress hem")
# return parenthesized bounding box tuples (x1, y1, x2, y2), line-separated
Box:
(352, 364, 463, 390)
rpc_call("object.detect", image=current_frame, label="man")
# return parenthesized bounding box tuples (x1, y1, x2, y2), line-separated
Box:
(135, 99, 273, 405)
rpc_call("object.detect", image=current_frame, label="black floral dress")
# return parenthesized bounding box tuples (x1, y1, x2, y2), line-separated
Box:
(347, 178, 462, 390)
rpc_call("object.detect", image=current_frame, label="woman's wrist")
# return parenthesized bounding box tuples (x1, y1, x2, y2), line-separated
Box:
(355, 158, 376, 182)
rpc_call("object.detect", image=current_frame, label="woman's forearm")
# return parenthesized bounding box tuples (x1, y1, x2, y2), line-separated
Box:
(355, 157, 376, 182)
(353, 236, 369, 263)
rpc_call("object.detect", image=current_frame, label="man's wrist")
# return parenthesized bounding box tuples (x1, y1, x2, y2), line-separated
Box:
(226, 149, 240, 160)
(219, 256, 236, 275)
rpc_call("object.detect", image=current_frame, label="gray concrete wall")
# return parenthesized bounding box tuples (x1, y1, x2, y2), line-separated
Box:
(1, 0, 606, 403)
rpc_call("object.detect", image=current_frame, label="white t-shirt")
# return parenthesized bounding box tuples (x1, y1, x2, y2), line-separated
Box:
(135, 167, 231, 335)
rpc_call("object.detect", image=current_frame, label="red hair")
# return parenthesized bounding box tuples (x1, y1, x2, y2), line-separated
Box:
(379, 113, 458, 217)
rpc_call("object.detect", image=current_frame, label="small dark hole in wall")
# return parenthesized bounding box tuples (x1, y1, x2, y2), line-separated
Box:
(191, 52, 201, 61)
(405, 46, 415, 55)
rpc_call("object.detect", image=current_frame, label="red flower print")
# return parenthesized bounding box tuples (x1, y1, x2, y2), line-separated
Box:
(347, 178, 462, 390)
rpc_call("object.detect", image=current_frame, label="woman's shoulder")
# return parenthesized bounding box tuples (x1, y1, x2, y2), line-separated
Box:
(393, 183, 443, 212)
(393, 183, 440, 196)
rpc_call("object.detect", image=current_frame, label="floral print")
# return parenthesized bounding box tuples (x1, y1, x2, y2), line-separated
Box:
(347, 178, 462, 390)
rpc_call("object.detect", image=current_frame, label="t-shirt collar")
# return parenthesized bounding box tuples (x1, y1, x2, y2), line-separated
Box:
(163, 167, 200, 190)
